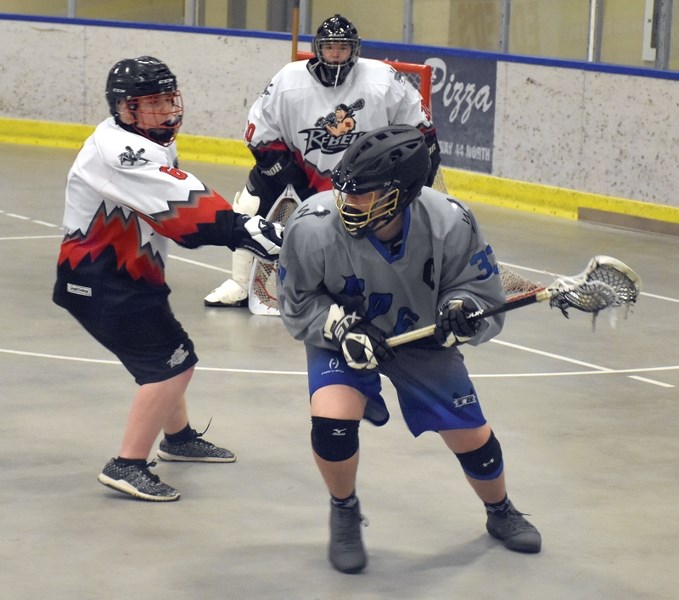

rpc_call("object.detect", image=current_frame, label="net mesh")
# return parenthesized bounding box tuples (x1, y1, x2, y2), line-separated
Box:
(549, 260, 641, 317)
(585, 262, 640, 306)
(550, 280, 619, 315)
(251, 198, 299, 309)
(251, 263, 278, 305)
(499, 265, 543, 299)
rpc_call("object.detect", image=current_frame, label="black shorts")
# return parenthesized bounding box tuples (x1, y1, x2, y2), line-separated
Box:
(69, 303, 198, 385)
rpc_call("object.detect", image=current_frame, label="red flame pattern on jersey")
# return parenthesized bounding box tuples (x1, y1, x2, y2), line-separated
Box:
(139, 187, 232, 242)
(57, 188, 233, 286)
(58, 203, 166, 285)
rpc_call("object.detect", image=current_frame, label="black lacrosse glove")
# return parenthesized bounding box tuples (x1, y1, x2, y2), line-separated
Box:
(235, 214, 284, 262)
(435, 298, 482, 347)
(323, 304, 395, 370)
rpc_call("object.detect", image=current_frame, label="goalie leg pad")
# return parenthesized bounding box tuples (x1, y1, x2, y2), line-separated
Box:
(311, 416, 360, 462)
(203, 250, 253, 306)
(232, 248, 254, 285)
(455, 431, 504, 480)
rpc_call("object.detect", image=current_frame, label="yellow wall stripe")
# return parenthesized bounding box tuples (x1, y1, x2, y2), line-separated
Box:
(2, 117, 678, 227)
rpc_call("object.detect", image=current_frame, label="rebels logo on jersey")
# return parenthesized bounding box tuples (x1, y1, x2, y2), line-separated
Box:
(301, 98, 365, 156)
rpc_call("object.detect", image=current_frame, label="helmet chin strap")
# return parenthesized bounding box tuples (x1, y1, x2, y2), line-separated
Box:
(334, 64, 341, 88)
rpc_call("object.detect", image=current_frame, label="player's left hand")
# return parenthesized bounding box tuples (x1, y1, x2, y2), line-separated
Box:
(237, 214, 283, 262)
(435, 298, 481, 347)
(323, 304, 395, 370)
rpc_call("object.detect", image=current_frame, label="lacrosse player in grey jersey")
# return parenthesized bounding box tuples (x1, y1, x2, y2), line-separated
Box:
(277, 125, 541, 574)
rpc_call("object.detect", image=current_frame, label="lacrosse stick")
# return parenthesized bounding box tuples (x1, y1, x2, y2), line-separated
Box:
(386, 255, 641, 348)
(248, 184, 301, 316)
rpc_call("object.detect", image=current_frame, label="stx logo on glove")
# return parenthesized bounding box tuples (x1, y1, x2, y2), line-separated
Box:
(330, 310, 362, 341)
(323, 304, 395, 370)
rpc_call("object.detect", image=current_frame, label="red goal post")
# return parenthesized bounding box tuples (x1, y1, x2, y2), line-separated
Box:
(294, 51, 433, 111)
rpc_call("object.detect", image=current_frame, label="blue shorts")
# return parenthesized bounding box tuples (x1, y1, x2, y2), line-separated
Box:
(68, 303, 198, 385)
(306, 343, 487, 437)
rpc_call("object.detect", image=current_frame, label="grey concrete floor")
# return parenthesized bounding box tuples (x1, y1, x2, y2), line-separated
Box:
(1, 144, 678, 600)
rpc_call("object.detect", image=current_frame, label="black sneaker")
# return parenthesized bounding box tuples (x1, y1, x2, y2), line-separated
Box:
(157, 429, 236, 463)
(97, 458, 180, 502)
(329, 499, 368, 574)
(486, 501, 542, 553)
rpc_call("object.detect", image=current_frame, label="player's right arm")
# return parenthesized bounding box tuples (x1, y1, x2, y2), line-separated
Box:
(433, 193, 505, 345)
(277, 201, 338, 350)
(243, 143, 314, 217)
(77, 123, 281, 257)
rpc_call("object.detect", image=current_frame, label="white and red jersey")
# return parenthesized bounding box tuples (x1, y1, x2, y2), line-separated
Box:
(245, 58, 433, 192)
(54, 117, 239, 315)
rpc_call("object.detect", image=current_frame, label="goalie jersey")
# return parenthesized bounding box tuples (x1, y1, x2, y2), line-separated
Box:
(246, 57, 433, 192)
(277, 187, 507, 350)
(53, 117, 241, 316)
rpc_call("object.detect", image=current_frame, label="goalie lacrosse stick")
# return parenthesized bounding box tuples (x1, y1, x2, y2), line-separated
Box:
(386, 255, 641, 348)
(248, 184, 301, 316)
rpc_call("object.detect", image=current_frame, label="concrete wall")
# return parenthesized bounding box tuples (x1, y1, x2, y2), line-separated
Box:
(0, 18, 677, 223)
(0, 19, 293, 138)
(493, 62, 679, 207)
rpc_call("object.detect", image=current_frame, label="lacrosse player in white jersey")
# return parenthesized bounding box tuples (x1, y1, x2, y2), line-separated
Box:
(204, 13, 441, 307)
(277, 125, 541, 574)
(52, 56, 283, 502)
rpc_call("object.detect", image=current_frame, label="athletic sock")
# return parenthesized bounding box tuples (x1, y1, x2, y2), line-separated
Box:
(331, 492, 357, 509)
(484, 494, 511, 516)
(164, 423, 194, 444)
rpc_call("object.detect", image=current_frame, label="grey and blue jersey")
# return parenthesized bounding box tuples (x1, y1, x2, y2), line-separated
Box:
(277, 186, 507, 437)
(278, 186, 506, 348)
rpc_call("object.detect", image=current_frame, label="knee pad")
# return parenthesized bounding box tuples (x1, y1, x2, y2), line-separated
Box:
(311, 416, 359, 462)
(455, 431, 503, 480)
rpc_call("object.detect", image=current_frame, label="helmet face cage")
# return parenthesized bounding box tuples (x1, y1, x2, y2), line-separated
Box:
(331, 125, 431, 238)
(124, 90, 183, 146)
(105, 56, 183, 146)
(314, 37, 361, 68)
(334, 187, 400, 239)
(312, 15, 361, 86)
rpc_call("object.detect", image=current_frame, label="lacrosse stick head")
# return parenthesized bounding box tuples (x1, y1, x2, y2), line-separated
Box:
(549, 255, 642, 318)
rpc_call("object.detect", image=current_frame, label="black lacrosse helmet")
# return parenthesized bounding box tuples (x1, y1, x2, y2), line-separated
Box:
(310, 14, 361, 87)
(105, 56, 183, 145)
(331, 125, 431, 238)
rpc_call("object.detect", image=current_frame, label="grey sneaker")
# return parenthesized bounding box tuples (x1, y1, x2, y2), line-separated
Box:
(486, 501, 542, 553)
(157, 429, 236, 463)
(98, 458, 180, 502)
(329, 499, 368, 574)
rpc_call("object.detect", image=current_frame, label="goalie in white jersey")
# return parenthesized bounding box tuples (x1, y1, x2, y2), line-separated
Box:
(204, 13, 441, 307)
(277, 126, 541, 574)
(52, 56, 283, 503)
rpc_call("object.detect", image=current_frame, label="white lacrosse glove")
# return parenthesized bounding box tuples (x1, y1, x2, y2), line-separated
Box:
(323, 304, 395, 370)
(434, 298, 482, 347)
(236, 214, 283, 263)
